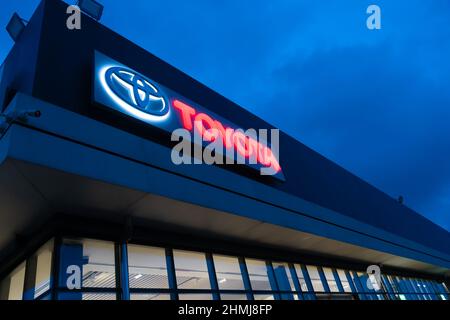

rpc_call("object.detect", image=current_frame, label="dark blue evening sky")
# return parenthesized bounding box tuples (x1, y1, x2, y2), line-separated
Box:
(1, 0, 449, 231)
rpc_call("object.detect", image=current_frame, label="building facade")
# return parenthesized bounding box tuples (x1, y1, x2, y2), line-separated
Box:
(0, 0, 449, 300)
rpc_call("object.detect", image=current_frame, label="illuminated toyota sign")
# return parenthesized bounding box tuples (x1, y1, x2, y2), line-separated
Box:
(94, 51, 283, 179)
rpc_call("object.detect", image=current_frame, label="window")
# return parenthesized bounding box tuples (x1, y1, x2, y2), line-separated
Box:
(128, 245, 169, 289)
(336, 269, 352, 293)
(82, 293, 116, 300)
(173, 250, 211, 290)
(220, 294, 247, 300)
(382, 275, 397, 300)
(410, 278, 424, 300)
(418, 279, 432, 300)
(254, 294, 274, 300)
(347, 271, 366, 299)
(272, 262, 298, 300)
(130, 293, 171, 300)
(0, 262, 26, 300)
(305, 265, 324, 292)
(438, 282, 449, 300)
(213, 254, 245, 290)
(245, 259, 271, 291)
(442, 282, 449, 293)
(322, 267, 339, 292)
(58, 238, 116, 300)
(357, 271, 381, 300)
(387, 275, 399, 293)
(0, 240, 53, 300)
(293, 264, 309, 292)
(32, 240, 54, 298)
(396, 277, 412, 300)
(178, 294, 213, 300)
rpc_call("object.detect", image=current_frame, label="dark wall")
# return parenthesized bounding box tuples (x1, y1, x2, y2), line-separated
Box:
(5, 0, 449, 256)
(0, 1, 45, 111)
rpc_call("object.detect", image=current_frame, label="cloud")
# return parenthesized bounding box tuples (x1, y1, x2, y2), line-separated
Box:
(255, 42, 450, 230)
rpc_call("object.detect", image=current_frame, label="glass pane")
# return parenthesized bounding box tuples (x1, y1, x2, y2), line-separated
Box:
(396, 277, 413, 300)
(437, 282, 449, 300)
(245, 259, 271, 291)
(357, 271, 375, 296)
(442, 283, 449, 293)
(173, 250, 210, 289)
(337, 269, 352, 293)
(220, 294, 248, 300)
(367, 272, 383, 293)
(33, 240, 54, 298)
(178, 294, 213, 300)
(410, 278, 424, 300)
(59, 238, 116, 300)
(387, 275, 399, 292)
(82, 293, 116, 300)
(131, 293, 171, 300)
(254, 294, 274, 300)
(0, 262, 26, 300)
(272, 262, 297, 300)
(213, 255, 244, 290)
(421, 280, 433, 297)
(293, 264, 309, 292)
(272, 262, 295, 291)
(397, 277, 411, 298)
(306, 265, 324, 292)
(128, 244, 168, 289)
(81, 240, 115, 288)
(426, 280, 439, 300)
(322, 267, 339, 292)
(381, 275, 393, 293)
(420, 279, 433, 300)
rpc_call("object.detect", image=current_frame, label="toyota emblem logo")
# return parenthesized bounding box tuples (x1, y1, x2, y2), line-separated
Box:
(104, 66, 169, 117)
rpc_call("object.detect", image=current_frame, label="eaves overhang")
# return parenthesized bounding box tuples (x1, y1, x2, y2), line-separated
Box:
(0, 93, 449, 277)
